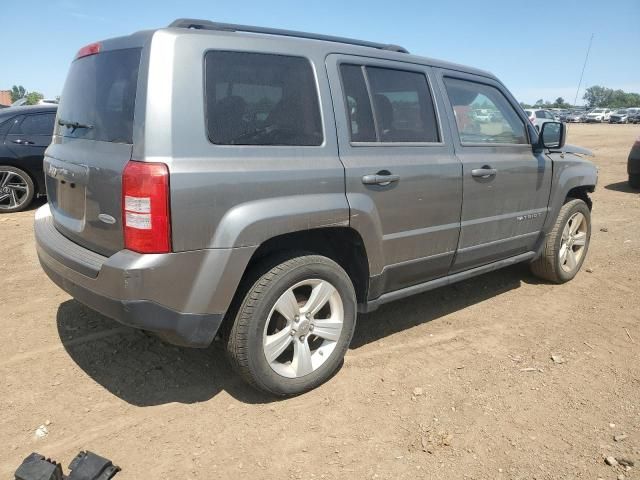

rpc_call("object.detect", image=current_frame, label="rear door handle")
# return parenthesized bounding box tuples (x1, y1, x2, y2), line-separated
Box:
(362, 173, 400, 186)
(471, 166, 497, 178)
(11, 139, 34, 145)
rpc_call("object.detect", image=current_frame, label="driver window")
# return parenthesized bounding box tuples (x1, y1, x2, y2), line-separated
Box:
(443, 77, 527, 145)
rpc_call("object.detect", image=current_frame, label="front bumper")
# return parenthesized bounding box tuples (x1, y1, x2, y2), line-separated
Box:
(35, 204, 255, 347)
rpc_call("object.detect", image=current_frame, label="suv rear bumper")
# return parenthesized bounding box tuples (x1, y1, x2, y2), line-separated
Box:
(35, 204, 256, 347)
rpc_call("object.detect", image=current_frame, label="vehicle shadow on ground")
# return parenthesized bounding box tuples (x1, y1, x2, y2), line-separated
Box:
(604, 181, 639, 194)
(351, 263, 531, 348)
(56, 300, 272, 406)
(57, 263, 536, 406)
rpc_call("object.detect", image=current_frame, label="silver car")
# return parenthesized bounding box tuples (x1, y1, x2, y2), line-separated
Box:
(524, 109, 557, 131)
(35, 19, 598, 395)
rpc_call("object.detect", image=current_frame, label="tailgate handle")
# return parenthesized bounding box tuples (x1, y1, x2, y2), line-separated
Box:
(12, 139, 34, 145)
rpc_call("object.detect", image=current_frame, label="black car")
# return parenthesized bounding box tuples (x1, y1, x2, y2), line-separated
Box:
(629, 137, 640, 189)
(0, 105, 57, 212)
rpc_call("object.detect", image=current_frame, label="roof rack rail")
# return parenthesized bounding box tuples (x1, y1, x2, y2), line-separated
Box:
(168, 18, 409, 54)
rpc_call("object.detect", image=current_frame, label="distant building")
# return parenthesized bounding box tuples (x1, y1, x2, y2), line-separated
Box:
(0, 90, 12, 108)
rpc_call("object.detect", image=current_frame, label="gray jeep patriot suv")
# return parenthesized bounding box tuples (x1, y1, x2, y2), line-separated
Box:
(35, 19, 597, 395)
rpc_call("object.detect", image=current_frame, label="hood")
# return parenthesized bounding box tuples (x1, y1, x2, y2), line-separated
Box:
(549, 143, 594, 156)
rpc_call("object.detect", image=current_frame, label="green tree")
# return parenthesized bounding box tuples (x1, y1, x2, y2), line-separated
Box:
(534, 99, 545, 107)
(24, 92, 44, 105)
(583, 85, 611, 108)
(553, 97, 571, 108)
(10, 85, 26, 103)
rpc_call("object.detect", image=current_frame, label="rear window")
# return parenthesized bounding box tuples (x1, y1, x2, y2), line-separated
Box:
(204, 51, 323, 146)
(56, 48, 141, 143)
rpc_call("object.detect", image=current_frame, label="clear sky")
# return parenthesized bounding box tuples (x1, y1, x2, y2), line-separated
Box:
(1, 0, 639, 105)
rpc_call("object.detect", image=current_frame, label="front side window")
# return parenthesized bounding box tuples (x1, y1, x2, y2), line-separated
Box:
(204, 51, 323, 146)
(443, 77, 527, 145)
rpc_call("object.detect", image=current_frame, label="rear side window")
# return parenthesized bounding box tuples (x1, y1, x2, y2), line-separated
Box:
(366, 67, 439, 143)
(12, 113, 56, 135)
(56, 48, 141, 143)
(443, 77, 527, 145)
(339, 64, 439, 143)
(339, 65, 376, 142)
(204, 51, 323, 146)
(535, 111, 545, 118)
(0, 116, 19, 136)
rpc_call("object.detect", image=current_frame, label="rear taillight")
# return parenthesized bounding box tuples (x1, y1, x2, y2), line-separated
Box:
(122, 161, 171, 254)
(75, 42, 101, 59)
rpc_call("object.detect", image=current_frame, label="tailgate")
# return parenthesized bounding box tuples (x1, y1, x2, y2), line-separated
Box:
(45, 141, 132, 256)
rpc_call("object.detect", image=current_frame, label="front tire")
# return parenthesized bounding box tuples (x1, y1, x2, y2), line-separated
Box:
(630, 174, 640, 189)
(226, 254, 356, 396)
(0, 166, 35, 213)
(530, 198, 591, 283)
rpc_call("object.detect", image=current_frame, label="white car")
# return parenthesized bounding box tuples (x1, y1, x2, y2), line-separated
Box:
(10, 98, 58, 107)
(472, 109, 491, 122)
(585, 108, 611, 123)
(524, 109, 556, 131)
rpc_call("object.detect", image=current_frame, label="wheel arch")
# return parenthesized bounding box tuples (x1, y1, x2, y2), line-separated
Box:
(243, 227, 370, 304)
(218, 226, 371, 339)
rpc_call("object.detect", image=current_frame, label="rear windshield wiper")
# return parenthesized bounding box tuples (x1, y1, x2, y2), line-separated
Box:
(58, 118, 94, 133)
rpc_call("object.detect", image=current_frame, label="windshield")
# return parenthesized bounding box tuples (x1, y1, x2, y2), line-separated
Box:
(56, 48, 141, 143)
(592, 109, 604, 113)
(616, 110, 627, 114)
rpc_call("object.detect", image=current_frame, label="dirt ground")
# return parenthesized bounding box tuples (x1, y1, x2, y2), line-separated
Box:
(1, 123, 639, 479)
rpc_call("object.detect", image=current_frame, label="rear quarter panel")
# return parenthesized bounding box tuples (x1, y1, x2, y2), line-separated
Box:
(142, 30, 349, 252)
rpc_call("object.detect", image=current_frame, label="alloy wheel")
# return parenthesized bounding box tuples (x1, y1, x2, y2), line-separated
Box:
(559, 212, 588, 273)
(263, 279, 344, 378)
(0, 171, 30, 211)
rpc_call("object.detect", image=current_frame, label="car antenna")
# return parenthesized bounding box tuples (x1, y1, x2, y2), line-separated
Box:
(573, 33, 594, 108)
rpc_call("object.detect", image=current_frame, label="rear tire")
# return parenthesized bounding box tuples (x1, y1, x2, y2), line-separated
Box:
(0, 166, 35, 213)
(530, 198, 591, 283)
(630, 174, 640, 189)
(226, 254, 356, 396)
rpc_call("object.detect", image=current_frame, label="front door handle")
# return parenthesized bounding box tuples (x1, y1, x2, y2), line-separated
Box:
(12, 139, 34, 145)
(362, 173, 400, 186)
(471, 166, 497, 178)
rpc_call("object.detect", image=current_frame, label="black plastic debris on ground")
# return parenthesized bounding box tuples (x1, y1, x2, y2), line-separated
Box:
(15, 451, 120, 480)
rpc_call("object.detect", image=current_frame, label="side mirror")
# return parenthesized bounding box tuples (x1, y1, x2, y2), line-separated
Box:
(538, 121, 566, 150)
